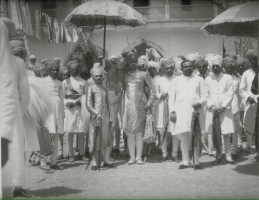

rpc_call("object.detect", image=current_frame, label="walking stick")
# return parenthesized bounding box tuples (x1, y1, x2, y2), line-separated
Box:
(86, 127, 97, 170)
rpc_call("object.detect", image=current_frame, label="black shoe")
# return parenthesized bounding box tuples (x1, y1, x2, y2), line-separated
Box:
(91, 166, 97, 171)
(214, 158, 222, 165)
(113, 149, 120, 156)
(13, 189, 32, 198)
(193, 164, 202, 170)
(50, 164, 64, 170)
(160, 156, 168, 162)
(232, 154, 239, 159)
(172, 157, 180, 163)
(57, 155, 64, 160)
(178, 164, 189, 170)
(77, 155, 88, 161)
(104, 163, 116, 168)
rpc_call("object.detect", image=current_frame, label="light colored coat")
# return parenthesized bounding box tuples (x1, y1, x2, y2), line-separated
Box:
(239, 68, 258, 132)
(169, 74, 207, 135)
(205, 73, 234, 134)
(155, 75, 176, 132)
(44, 75, 64, 134)
(231, 75, 241, 118)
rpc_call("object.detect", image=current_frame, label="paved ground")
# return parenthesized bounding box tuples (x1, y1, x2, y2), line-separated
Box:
(23, 143, 259, 199)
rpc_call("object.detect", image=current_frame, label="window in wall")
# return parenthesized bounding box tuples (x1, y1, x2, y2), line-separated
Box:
(181, 0, 192, 10)
(133, 0, 149, 7)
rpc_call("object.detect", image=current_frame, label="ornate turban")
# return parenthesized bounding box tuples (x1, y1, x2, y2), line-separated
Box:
(90, 63, 105, 76)
(246, 49, 258, 61)
(66, 60, 79, 70)
(53, 57, 61, 64)
(160, 58, 175, 69)
(147, 61, 160, 72)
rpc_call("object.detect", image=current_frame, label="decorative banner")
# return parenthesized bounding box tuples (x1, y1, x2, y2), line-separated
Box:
(3, 0, 75, 43)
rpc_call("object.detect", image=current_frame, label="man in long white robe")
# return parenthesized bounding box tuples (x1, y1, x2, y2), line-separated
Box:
(239, 50, 258, 153)
(155, 58, 179, 162)
(205, 55, 234, 163)
(169, 60, 207, 169)
(223, 57, 242, 159)
(0, 18, 18, 199)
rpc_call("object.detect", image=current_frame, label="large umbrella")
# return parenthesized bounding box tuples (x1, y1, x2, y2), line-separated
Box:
(201, 2, 259, 38)
(64, 0, 148, 60)
(201, 2, 259, 160)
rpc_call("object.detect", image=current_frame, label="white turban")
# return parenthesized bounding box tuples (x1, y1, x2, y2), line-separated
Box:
(90, 63, 105, 76)
(110, 55, 118, 60)
(160, 58, 175, 69)
(186, 53, 202, 62)
(147, 61, 160, 72)
(210, 54, 223, 67)
(172, 57, 183, 70)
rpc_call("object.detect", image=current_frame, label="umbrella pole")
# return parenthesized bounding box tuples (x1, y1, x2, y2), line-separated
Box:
(103, 18, 106, 67)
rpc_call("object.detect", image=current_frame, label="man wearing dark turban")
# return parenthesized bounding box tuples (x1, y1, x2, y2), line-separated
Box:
(239, 49, 258, 154)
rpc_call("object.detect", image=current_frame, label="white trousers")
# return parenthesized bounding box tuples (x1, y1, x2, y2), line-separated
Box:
(176, 132, 199, 166)
(160, 132, 179, 158)
(127, 133, 143, 160)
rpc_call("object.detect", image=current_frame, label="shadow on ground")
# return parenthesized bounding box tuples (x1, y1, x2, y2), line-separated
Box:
(29, 186, 83, 197)
(233, 162, 259, 176)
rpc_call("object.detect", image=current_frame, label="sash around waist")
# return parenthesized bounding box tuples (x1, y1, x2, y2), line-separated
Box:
(65, 94, 82, 100)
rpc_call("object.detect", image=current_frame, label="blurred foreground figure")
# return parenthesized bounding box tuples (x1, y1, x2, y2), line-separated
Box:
(1, 18, 29, 199)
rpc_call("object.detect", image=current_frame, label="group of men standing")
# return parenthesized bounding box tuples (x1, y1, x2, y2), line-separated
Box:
(1, 16, 259, 199)
(148, 50, 258, 169)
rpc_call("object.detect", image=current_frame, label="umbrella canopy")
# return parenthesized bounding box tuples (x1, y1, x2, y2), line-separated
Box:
(201, 2, 259, 38)
(64, 0, 148, 28)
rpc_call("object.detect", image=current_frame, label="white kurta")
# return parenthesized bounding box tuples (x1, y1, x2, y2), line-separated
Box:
(231, 75, 241, 117)
(168, 74, 207, 135)
(155, 75, 176, 132)
(44, 75, 64, 134)
(63, 76, 87, 133)
(205, 73, 234, 135)
(239, 68, 258, 132)
(3, 56, 30, 187)
(0, 22, 22, 188)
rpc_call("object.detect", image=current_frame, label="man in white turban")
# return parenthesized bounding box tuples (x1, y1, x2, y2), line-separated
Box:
(155, 58, 179, 162)
(86, 66, 114, 170)
(205, 54, 235, 163)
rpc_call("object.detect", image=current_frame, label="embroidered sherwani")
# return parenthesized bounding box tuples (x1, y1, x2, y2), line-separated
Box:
(121, 71, 155, 134)
(205, 73, 234, 135)
(86, 83, 113, 165)
(168, 74, 206, 165)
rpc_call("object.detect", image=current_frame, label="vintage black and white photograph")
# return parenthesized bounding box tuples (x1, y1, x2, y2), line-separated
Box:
(0, 0, 258, 199)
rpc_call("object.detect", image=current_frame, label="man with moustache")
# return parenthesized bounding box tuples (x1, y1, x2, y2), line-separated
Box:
(205, 55, 234, 163)
(169, 60, 207, 169)
(155, 58, 178, 162)
(121, 49, 155, 165)
(223, 57, 242, 159)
